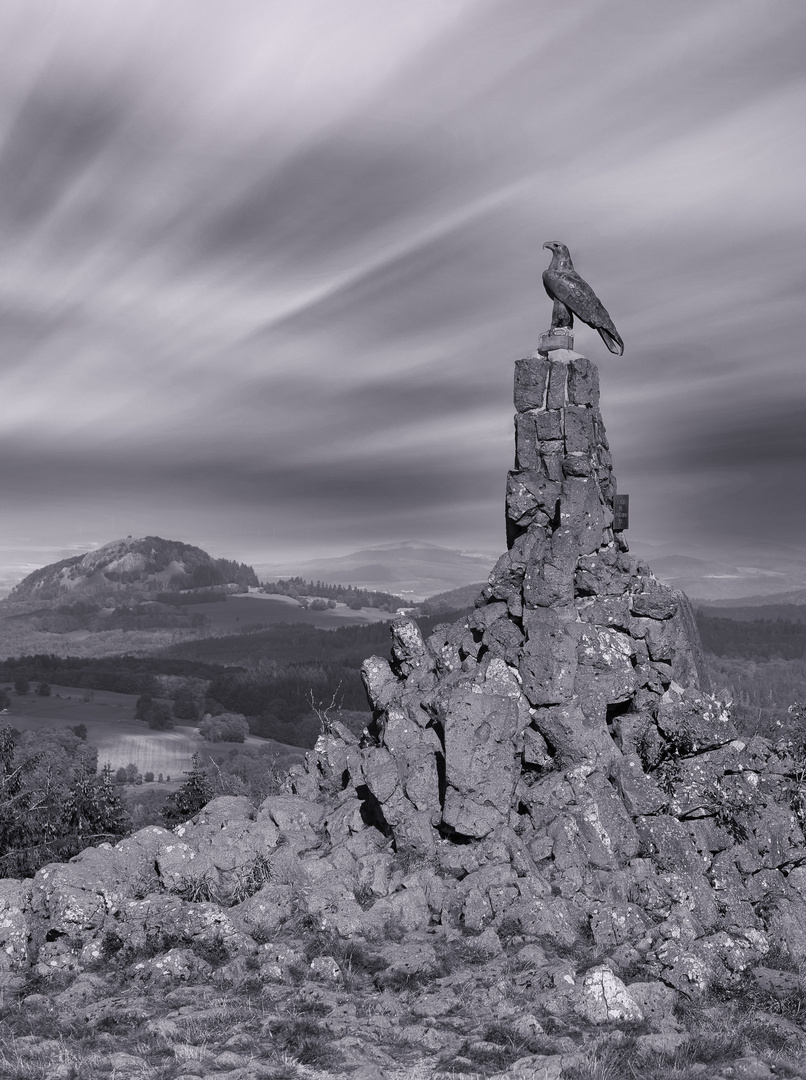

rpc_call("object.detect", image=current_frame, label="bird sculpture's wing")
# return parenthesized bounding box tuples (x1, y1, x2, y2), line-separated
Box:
(543, 267, 624, 355)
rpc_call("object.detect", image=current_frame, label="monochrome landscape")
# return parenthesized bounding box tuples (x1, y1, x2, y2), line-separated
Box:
(2, 2, 806, 1079)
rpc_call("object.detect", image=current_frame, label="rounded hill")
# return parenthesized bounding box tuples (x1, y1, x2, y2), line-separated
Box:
(8, 536, 258, 603)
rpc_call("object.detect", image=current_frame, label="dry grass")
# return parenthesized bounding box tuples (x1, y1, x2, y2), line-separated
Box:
(2, 926, 806, 1080)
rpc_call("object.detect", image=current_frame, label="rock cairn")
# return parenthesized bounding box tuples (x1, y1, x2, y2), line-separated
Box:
(3, 347, 806, 1010)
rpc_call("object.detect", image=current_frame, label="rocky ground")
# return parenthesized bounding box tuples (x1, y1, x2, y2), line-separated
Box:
(2, 850, 806, 1080)
(0, 789, 805, 1080)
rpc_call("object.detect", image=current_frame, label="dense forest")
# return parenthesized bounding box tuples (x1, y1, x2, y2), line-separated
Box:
(3, 599, 209, 634)
(695, 612, 806, 661)
(0, 653, 227, 696)
(0, 613, 459, 748)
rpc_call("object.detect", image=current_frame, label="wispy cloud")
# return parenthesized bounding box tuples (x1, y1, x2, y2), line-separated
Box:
(0, 0, 805, 581)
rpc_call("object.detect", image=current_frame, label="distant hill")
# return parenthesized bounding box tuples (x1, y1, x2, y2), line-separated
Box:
(630, 540, 806, 602)
(7, 536, 258, 604)
(255, 541, 498, 601)
(694, 602, 806, 622)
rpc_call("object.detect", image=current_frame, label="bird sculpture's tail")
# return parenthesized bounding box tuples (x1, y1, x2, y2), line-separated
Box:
(598, 326, 624, 356)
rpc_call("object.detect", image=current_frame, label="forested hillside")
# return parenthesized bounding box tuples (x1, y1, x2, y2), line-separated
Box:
(694, 609, 806, 736)
(695, 612, 806, 660)
(260, 577, 404, 611)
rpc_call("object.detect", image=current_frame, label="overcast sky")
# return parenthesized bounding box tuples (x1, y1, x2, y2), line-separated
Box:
(1, 0, 805, 588)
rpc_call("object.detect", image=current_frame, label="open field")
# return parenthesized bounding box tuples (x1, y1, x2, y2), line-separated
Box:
(185, 591, 393, 631)
(0, 683, 302, 777)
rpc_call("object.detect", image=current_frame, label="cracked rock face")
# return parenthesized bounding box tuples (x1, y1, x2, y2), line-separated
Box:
(326, 352, 715, 841)
(297, 350, 806, 989)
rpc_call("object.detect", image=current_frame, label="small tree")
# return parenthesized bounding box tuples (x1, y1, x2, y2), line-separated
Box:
(13, 678, 30, 696)
(172, 687, 198, 721)
(36, 682, 51, 697)
(162, 755, 213, 827)
(147, 703, 175, 731)
(198, 715, 224, 742)
(199, 712, 248, 743)
(134, 694, 153, 721)
(0, 732, 129, 877)
(125, 763, 142, 785)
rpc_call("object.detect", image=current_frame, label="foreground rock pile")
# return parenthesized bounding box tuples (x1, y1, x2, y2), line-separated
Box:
(2, 348, 806, 1078)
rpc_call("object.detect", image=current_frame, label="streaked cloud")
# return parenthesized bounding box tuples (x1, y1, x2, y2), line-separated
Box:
(1, 0, 805, 584)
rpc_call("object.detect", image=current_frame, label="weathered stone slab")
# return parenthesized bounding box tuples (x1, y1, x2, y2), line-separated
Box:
(523, 558, 575, 608)
(656, 685, 737, 751)
(521, 610, 579, 705)
(506, 471, 561, 528)
(536, 410, 563, 440)
(567, 356, 600, 406)
(514, 355, 550, 412)
(564, 405, 596, 453)
(514, 412, 540, 470)
(575, 965, 643, 1023)
(440, 662, 531, 838)
(631, 581, 679, 620)
(547, 360, 568, 409)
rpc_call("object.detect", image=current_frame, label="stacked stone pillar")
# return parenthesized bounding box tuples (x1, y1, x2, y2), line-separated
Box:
(469, 348, 702, 770)
(505, 350, 614, 552)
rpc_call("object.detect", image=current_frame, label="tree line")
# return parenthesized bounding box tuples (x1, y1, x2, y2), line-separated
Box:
(260, 576, 404, 611)
(0, 653, 230, 696)
(695, 612, 806, 661)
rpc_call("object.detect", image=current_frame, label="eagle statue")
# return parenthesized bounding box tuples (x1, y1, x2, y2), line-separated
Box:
(542, 241, 624, 355)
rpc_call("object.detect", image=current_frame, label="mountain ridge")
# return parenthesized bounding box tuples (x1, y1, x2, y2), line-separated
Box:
(254, 540, 499, 600)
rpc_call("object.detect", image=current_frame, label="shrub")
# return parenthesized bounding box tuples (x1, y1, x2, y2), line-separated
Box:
(199, 712, 249, 743)
(162, 754, 213, 826)
(146, 703, 175, 730)
(172, 687, 198, 720)
(0, 729, 129, 877)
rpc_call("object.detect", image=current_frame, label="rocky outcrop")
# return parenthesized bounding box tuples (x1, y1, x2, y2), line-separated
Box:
(3, 347, 806, 1045)
(294, 347, 806, 993)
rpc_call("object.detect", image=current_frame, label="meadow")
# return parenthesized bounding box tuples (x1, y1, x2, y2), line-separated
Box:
(0, 683, 298, 779)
